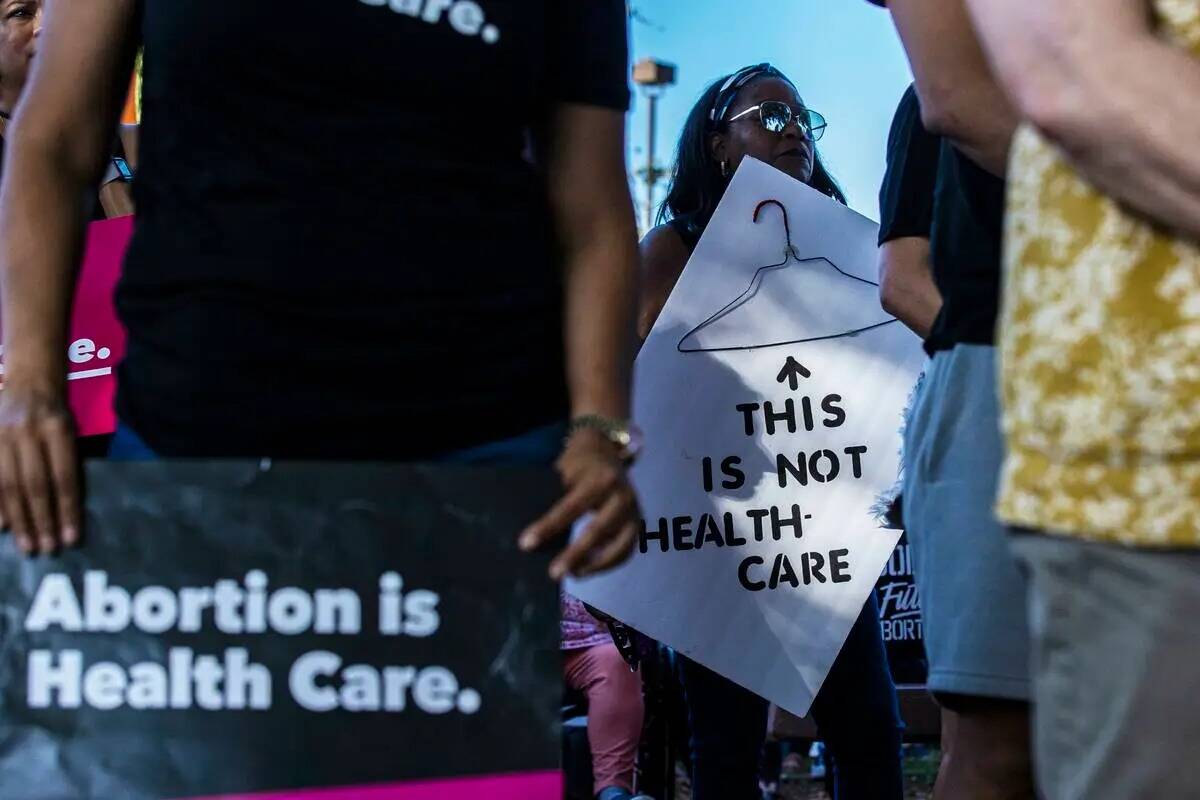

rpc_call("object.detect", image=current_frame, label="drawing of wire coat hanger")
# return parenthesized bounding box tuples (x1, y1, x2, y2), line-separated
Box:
(677, 199, 898, 354)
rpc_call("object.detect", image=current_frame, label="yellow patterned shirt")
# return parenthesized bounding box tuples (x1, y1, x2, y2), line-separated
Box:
(997, 0, 1200, 548)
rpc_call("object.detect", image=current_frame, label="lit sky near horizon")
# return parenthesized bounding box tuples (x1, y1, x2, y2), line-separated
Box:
(627, 1, 914, 224)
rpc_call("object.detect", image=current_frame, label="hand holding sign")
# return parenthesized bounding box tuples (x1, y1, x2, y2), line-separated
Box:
(0, 389, 80, 556)
(519, 428, 640, 580)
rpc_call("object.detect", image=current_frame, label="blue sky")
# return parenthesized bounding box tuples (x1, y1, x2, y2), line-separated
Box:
(627, 1, 914, 224)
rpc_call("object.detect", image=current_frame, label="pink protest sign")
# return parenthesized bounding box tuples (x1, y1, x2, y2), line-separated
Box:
(181, 773, 563, 800)
(66, 216, 131, 435)
(0, 216, 131, 437)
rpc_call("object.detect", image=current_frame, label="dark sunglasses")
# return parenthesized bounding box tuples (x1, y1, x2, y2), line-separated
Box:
(727, 100, 827, 142)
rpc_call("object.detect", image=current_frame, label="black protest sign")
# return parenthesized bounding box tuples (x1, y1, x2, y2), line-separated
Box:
(0, 461, 562, 800)
(875, 532, 926, 686)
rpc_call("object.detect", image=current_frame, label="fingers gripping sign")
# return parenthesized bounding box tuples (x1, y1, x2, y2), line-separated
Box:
(519, 425, 641, 581)
(0, 389, 81, 556)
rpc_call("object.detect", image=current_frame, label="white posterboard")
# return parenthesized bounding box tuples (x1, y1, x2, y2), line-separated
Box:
(569, 159, 924, 717)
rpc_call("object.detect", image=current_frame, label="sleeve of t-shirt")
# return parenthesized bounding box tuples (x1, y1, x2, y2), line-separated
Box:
(877, 85, 940, 246)
(549, 1, 631, 111)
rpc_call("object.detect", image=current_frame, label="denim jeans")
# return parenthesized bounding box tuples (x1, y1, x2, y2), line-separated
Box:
(107, 424, 161, 461)
(679, 592, 904, 800)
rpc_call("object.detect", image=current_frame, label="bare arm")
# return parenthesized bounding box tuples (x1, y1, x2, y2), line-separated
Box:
(119, 123, 139, 169)
(887, 0, 1018, 176)
(549, 105, 639, 423)
(879, 236, 942, 338)
(98, 122, 139, 218)
(519, 104, 641, 579)
(0, 0, 139, 554)
(967, 0, 1200, 241)
(98, 178, 134, 219)
(636, 224, 690, 341)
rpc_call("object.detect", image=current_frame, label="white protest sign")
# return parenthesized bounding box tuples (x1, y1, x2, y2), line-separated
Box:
(569, 159, 924, 717)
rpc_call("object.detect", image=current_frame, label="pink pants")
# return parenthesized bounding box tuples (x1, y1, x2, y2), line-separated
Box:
(563, 643, 645, 794)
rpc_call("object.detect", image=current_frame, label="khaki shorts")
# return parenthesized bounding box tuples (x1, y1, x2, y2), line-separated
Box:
(1011, 531, 1200, 799)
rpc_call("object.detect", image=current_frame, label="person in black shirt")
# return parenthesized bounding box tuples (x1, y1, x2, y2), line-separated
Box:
(640, 64, 904, 800)
(870, 2, 1036, 798)
(0, 0, 642, 583)
(876, 84, 941, 338)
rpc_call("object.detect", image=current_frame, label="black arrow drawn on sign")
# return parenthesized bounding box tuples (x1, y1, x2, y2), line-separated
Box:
(776, 356, 812, 390)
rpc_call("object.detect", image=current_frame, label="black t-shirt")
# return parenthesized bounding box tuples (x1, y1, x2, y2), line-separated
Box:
(878, 85, 939, 246)
(927, 141, 1005, 354)
(119, 1, 630, 459)
(876, 85, 1005, 355)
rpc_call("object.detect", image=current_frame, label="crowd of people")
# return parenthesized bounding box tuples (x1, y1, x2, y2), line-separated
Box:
(0, 0, 1197, 798)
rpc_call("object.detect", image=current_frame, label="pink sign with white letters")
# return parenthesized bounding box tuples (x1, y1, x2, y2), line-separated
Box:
(0, 215, 131, 437)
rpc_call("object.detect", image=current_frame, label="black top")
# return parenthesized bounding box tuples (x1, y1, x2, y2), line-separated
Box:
(877, 85, 1005, 355)
(878, 86, 939, 246)
(927, 141, 1005, 354)
(667, 217, 702, 255)
(118, 1, 630, 459)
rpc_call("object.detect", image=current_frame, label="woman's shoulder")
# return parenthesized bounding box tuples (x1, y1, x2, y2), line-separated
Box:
(643, 221, 686, 252)
(641, 222, 692, 281)
(643, 214, 705, 260)
(662, 216, 705, 251)
(637, 222, 695, 340)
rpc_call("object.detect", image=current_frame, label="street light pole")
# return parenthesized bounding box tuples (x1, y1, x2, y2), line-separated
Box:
(632, 58, 677, 232)
(645, 91, 659, 231)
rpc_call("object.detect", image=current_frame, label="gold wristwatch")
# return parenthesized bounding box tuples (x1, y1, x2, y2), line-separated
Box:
(567, 415, 644, 465)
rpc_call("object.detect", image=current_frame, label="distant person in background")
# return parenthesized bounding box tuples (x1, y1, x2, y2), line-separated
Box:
(0, 0, 133, 218)
(0, 0, 37, 149)
(967, 0, 1200, 796)
(561, 593, 651, 800)
(868, 1, 1033, 798)
(0, 1, 641, 582)
(640, 64, 904, 800)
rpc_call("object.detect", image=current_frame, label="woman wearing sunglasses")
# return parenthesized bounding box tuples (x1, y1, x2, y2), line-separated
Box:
(639, 64, 904, 800)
